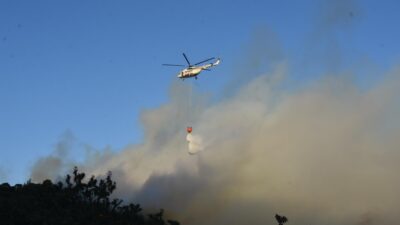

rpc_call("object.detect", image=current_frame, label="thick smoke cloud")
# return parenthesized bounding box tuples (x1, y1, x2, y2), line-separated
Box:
(143, 67, 399, 225)
(32, 64, 400, 225)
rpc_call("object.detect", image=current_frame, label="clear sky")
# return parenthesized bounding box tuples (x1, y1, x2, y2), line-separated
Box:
(1, 0, 399, 184)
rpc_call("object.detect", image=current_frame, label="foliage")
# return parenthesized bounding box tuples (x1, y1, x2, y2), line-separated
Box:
(275, 214, 288, 225)
(0, 167, 179, 225)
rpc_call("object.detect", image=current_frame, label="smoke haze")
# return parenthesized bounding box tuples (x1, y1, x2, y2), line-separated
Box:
(31, 63, 400, 225)
(29, 1, 400, 224)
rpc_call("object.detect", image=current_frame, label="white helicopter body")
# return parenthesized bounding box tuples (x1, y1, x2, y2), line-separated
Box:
(163, 53, 220, 80)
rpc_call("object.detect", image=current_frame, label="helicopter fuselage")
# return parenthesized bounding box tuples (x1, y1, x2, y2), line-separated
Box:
(177, 58, 220, 79)
(177, 67, 203, 79)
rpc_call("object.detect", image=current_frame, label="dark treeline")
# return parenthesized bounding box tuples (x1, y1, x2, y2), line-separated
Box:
(0, 167, 179, 225)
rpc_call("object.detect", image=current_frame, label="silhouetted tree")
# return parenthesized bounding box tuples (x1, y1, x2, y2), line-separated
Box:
(275, 214, 288, 225)
(0, 167, 178, 225)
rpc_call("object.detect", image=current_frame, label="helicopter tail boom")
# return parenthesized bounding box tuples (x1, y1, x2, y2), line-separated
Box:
(213, 58, 221, 66)
(201, 58, 221, 70)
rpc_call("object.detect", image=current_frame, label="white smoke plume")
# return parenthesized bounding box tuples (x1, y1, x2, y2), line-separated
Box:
(186, 133, 204, 155)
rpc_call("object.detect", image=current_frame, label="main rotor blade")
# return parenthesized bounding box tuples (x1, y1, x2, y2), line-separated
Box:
(162, 64, 185, 67)
(182, 53, 191, 66)
(194, 57, 215, 65)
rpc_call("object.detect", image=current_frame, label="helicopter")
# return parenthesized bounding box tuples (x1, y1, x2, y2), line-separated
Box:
(163, 53, 220, 79)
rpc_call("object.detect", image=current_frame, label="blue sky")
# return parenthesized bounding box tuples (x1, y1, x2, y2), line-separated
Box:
(0, 0, 399, 184)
